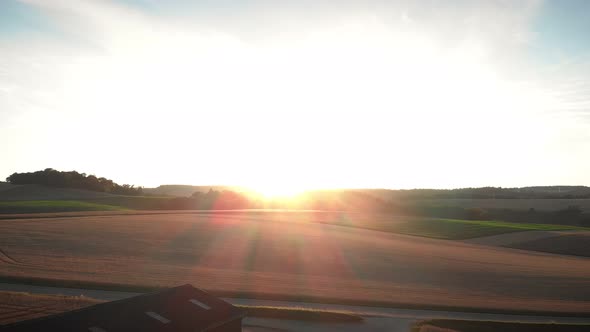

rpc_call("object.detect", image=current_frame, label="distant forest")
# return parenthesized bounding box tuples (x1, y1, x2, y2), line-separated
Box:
(6, 169, 143, 195)
(370, 186, 590, 200)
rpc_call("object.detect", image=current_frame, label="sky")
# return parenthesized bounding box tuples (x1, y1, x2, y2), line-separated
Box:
(1, 0, 589, 192)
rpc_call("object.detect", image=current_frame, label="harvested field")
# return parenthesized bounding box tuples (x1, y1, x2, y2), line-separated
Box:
(508, 234, 590, 257)
(0, 291, 99, 325)
(464, 231, 590, 257)
(0, 211, 589, 314)
(2, 210, 584, 238)
(332, 218, 587, 240)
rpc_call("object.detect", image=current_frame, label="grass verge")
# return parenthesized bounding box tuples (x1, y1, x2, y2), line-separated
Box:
(412, 319, 590, 332)
(237, 305, 363, 322)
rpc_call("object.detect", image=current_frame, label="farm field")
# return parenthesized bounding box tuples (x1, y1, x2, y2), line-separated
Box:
(463, 230, 590, 257)
(1, 211, 589, 314)
(0, 197, 173, 214)
(321, 217, 588, 240)
(0, 209, 586, 239)
(0, 291, 99, 325)
(0, 184, 117, 201)
(414, 198, 590, 212)
(508, 234, 590, 257)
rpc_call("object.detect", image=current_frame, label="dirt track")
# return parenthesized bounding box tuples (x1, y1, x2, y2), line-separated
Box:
(0, 212, 589, 314)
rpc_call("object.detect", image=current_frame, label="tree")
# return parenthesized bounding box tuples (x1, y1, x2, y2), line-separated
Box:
(5, 169, 143, 195)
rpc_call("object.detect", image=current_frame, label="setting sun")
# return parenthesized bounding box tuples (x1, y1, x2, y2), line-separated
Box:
(2, 1, 590, 331)
(251, 182, 308, 199)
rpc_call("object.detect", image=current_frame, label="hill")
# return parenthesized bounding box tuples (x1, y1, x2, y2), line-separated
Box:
(142, 185, 240, 197)
(0, 184, 117, 201)
(0, 182, 15, 192)
(361, 186, 590, 200)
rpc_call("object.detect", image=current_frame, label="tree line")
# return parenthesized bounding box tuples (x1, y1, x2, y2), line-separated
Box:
(6, 169, 143, 195)
(385, 186, 590, 199)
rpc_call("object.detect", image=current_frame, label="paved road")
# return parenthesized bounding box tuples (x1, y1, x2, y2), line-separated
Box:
(1, 283, 589, 332)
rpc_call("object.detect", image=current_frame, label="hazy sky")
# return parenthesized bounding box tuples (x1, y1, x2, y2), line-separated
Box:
(1, 0, 589, 191)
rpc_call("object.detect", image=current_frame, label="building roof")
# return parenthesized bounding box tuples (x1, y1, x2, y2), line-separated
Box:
(1, 284, 245, 332)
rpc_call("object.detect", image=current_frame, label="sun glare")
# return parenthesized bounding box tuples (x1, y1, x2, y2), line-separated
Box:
(24, 6, 550, 190)
(252, 183, 308, 199)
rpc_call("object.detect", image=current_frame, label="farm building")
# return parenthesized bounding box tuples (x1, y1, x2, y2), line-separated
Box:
(1, 284, 245, 332)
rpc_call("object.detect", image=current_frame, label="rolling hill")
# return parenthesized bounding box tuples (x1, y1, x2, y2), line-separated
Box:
(0, 184, 117, 201)
(141, 185, 242, 197)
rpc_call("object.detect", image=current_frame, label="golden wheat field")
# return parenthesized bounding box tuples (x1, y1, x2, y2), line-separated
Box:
(0, 291, 99, 325)
(1, 211, 589, 314)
